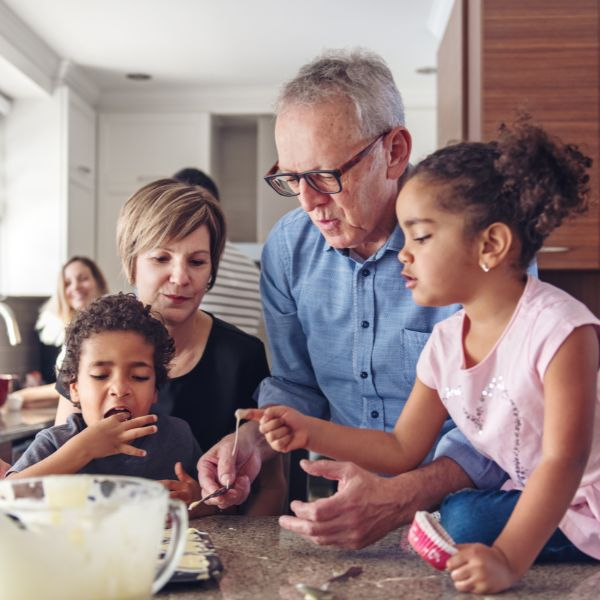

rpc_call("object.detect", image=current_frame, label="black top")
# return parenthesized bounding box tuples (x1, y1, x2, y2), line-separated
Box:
(152, 317, 270, 451)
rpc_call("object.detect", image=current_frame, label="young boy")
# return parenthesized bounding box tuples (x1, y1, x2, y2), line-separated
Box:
(7, 293, 203, 507)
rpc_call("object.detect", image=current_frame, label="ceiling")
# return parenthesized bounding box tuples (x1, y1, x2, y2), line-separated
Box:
(1, 0, 450, 105)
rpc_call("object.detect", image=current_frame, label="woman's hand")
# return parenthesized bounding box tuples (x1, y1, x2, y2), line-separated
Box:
(0, 458, 11, 479)
(245, 406, 311, 453)
(159, 461, 202, 505)
(447, 543, 517, 594)
(73, 413, 158, 460)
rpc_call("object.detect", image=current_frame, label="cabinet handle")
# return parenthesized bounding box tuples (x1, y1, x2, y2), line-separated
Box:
(76, 165, 92, 175)
(538, 246, 570, 254)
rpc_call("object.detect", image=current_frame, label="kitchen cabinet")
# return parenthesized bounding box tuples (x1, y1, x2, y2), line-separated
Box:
(438, 0, 600, 270)
(66, 91, 96, 259)
(0, 87, 97, 295)
(96, 112, 211, 289)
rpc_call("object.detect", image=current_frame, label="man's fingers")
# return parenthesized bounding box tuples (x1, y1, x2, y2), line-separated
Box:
(289, 492, 347, 522)
(299, 458, 346, 481)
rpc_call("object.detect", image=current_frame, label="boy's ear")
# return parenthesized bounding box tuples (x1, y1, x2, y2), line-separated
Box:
(69, 381, 80, 404)
(478, 222, 513, 270)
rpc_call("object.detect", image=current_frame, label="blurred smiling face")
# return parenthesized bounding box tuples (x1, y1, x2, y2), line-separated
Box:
(64, 260, 101, 311)
(70, 331, 157, 426)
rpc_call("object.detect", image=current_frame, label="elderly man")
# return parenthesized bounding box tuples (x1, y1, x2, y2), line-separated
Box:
(198, 48, 505, 548)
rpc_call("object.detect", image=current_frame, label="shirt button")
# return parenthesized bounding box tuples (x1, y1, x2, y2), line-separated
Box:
(360, 371, 368, 379)
(371, 410, 379, 419)
(362, 269, 370, 277)
(361, 320, 369, 328)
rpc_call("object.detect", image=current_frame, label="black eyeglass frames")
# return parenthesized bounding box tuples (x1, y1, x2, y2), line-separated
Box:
(264, 131, 388, 197)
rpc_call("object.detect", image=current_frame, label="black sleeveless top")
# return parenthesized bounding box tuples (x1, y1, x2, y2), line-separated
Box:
(153, 316, 270, 451)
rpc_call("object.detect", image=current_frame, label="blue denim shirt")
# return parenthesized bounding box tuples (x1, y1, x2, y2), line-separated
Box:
(256, 207, 507, 489)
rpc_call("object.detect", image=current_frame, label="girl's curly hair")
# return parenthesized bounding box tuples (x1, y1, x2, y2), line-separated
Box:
(57, 293, 175, 393)
(410, 115, 592, 269)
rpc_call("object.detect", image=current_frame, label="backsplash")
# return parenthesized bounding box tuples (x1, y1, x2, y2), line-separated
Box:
(0, 296, 49, 378)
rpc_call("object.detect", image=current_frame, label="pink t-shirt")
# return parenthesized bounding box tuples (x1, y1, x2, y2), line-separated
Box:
(417, 276, 600, 558)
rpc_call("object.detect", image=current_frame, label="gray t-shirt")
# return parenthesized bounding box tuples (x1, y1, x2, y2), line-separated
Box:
(8, 413, 202, 480)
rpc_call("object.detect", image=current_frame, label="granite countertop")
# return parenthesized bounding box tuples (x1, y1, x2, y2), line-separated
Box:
(158, 516, 600, 599)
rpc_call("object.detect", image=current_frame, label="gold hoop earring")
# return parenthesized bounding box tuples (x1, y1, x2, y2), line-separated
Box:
(480, 262, 490, 273)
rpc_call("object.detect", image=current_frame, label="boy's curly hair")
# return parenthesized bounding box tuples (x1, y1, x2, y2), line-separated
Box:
(57, 293, 175, 394)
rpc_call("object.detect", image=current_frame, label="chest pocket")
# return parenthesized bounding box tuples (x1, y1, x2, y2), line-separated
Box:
(401, 329, 431, 388)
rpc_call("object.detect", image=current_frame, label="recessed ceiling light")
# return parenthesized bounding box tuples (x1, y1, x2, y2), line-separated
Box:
(126, 73, 152, 81)
(415, 66, 437, 75)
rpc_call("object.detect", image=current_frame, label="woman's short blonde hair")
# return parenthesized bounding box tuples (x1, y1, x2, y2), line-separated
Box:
(117, 179, 227, 286)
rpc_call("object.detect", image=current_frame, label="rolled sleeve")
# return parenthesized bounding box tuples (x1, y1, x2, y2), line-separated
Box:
(434, 426, 508, 490)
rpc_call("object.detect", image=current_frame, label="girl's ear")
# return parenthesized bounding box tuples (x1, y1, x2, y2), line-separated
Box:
(479, 222, 513, 270)
(386, 126, 412, 180)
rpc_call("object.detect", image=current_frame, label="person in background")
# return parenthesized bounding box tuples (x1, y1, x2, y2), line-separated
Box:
(250, 120, 600, 594)
(173, 168, 263, 337)
(197, 48, 509, 546)
(7, 256, 108, 410)
(7, 293, 209, 512)
(55, 179, 286, 515)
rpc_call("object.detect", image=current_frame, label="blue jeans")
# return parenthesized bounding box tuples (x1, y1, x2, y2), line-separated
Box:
(439, 488, 596, 563)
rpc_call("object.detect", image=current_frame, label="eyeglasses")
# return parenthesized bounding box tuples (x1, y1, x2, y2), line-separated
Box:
(264, 132, 387, 197)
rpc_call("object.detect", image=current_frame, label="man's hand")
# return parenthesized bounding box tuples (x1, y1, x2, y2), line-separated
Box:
(159, 461, 201, 505)
(280, 456, 473, 549)
(447, 543, 517, 594)
(279, 459, 418, 549)
(197, 422, 264, 509)
(74, 413, 158, 460)
(246, 406, 311, 453)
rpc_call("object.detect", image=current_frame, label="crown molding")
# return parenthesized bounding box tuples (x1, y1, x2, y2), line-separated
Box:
(98, 84, 279, 113)
(55, 60, 100, 106)
(0, 1, 60, 95)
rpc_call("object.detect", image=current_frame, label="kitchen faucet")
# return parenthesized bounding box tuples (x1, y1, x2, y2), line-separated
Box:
(0, 300, 22, 346)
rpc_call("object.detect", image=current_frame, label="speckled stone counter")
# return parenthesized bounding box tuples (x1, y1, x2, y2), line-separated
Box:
(157, 516, 600, 599)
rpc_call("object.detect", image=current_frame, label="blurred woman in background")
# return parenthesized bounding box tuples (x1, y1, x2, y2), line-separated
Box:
(10, 256, 108, 409)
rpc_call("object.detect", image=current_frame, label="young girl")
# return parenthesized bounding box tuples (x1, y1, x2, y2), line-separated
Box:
(7, 293, 206, 509)
(248, 120, 600, 594)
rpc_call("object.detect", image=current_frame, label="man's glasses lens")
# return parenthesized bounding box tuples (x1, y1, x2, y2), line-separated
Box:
(268, 171, 342, 196)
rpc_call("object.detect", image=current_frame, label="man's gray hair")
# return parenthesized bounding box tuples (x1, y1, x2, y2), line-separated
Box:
(276, 48, 405, 138)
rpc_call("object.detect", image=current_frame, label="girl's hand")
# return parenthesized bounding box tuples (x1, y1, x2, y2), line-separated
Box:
(159, 461, 202, 505)
(245, 406, 311, 453)
(447, 543, 517, 594)
(76, 413, 158, 460)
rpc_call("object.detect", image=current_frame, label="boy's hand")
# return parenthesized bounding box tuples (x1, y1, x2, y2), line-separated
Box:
(447, 543, 517, 594)
(245, 406, 311, 453)
(76, 413, 158, 460)
(159, 461, 202, 505)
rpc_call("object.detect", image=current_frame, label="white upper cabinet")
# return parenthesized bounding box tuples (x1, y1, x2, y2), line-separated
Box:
(96, 112, 210, 291)
(0, 87, 97, 295)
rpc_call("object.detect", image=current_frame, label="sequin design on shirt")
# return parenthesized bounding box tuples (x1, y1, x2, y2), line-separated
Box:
(462, 376, 527, 486)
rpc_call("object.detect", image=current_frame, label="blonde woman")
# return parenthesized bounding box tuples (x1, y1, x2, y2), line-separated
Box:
(55, 180, 286, 515)
(9, 257, 108, 409)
